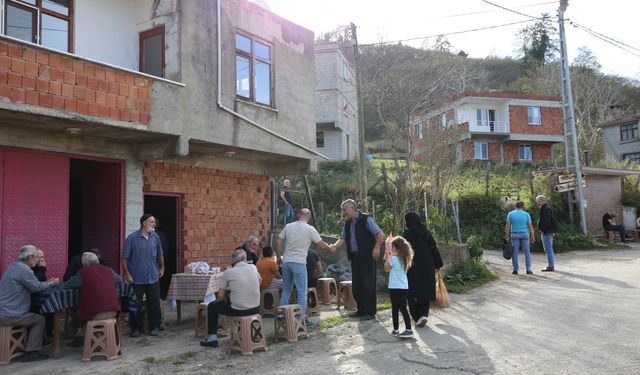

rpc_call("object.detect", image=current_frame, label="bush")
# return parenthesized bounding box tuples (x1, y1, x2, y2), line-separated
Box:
(444, 259, 498, 294)
(466, 235, 483, 260)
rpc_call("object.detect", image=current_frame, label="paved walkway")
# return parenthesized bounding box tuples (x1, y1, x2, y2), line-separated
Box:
(9, 245, 640, 374)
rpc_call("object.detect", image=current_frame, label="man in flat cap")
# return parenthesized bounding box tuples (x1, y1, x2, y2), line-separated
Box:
(123, 214, 164, 337)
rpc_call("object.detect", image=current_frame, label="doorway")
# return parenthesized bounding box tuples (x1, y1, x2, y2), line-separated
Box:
(68, 158, 122, 272)
(144, 194, 181, 299)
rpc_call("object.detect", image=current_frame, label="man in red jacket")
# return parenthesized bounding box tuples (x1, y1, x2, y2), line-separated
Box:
(62, 252, 122, 347)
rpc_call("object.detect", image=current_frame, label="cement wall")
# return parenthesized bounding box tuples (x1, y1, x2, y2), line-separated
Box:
(603, 124, 640, 161)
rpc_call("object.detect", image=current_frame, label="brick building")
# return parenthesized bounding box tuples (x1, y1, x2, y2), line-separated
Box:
(0, 0, 319, 295)
(412, 92, 564, 165)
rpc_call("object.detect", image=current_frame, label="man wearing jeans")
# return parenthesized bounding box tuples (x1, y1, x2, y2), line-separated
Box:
(505, 201, 535, 275)
(123, 214, 165, 337)
(276, 209, 334, 315)
(536, 195, 557, 272)
(277, 179, 295, 225)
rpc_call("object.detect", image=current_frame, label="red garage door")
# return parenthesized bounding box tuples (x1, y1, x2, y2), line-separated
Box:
(1, 150, 69, 278)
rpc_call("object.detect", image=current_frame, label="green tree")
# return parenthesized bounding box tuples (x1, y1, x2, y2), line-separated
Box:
(516, 14, 557, 66)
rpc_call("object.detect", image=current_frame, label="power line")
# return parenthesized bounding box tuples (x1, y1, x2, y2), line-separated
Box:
(423, 1, 556, 21)
(360, 19, 536, 47)
(570, 22, 640, 54)
(570, 22, 640, 59)
(478, 0, 545, 20)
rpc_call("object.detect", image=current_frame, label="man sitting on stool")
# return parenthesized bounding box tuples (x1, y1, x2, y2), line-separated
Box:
(602, 212, 627, 242)
(62, 252, 123, 347)
(201, 249, 261, 348)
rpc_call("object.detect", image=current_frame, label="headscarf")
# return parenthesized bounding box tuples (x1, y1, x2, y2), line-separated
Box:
(404, 211, 428, 238)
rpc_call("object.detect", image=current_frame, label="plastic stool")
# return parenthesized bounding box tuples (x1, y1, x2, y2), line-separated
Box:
(337, 281, 356, 311)
(229, 315, 267, 355)
(82, 318, 121, 362)
(260, 288, 280, 317)
(274, 304, 308, 342)
(0, 326, 27, 365)
(317, 278, 338, 305)
(306, 288, 320, 316)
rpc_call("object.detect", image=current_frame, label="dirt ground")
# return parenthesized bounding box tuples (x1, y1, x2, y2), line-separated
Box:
(8, 244, 640, 374)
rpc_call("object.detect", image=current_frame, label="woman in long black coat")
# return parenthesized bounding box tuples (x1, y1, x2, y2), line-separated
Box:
(402, 211, 443, 327)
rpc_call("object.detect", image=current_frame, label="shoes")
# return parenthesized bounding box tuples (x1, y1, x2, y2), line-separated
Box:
(398, 330, 414, 339)
(391, 330, 399, 337)
(199, 339, 218, 348)
(512, 271, 518, 275)
(276, 313, 285, 320)
(359, 314, 375, 321)
(66, 336, 84, 348)
(130, 328, 141, 338)
(526, 270, 533, 275)
(22, 351, 49, 362)
(541, 267, 555, 272)
(149, 328, 160, 337)
(417, 316, 428, 327)
(349, 311, 364, 318)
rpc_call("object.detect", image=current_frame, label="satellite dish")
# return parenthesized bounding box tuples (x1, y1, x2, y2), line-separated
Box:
(252, 0, 271, 10)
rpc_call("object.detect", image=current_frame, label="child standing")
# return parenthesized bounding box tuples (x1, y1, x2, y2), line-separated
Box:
(384, 236, 414, 339)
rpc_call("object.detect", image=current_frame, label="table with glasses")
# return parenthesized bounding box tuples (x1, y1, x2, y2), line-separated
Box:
(166, 272, 224, 322)
(35, 282, 138, 359)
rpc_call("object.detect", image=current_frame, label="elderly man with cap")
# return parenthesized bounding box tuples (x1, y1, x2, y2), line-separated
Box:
(123, 213, 164, 337)
(200, 249, 261, 348)
(0, 245, 60, 362)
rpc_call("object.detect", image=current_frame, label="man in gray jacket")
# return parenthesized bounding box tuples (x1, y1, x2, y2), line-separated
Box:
(0, 245, 60, 362)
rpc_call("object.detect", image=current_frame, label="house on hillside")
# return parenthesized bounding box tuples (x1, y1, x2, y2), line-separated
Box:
(601, 114, 640, 164)
(0, 0, 318, 296)
(412, 92, 564, 165)
(314, 42, 359, 161)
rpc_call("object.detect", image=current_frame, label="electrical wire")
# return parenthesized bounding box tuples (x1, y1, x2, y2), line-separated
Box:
(570, 22, 640, 59)
(571, 22, 640, 54)
(422, 1, 557, 21)
(359, 19, 536, 47)
(478, 0, 546, 20)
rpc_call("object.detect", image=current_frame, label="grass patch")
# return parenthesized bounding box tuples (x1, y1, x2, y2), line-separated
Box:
(319, 315, 345, 328)
(376, 301, 392, 311)
(179, 351, 197, 359)
(136, 337, 152, 346)
(143, 356, 156, 364)
(444, 259, 498, 294)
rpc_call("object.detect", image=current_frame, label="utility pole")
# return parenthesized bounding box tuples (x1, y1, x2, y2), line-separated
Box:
(350, 22, 368, 212)
(558, 0, 587, 234)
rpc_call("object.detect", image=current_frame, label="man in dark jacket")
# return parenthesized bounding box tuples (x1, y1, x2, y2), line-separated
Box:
(63, 248, 102, 282)
(536, 195, 557, 272)
(331, 199, 384, 321)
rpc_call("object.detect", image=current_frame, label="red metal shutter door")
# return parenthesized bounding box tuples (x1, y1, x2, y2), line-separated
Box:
(1, 150, 69, 278)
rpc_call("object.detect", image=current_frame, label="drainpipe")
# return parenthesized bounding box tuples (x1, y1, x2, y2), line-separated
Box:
(215, 0, 328, 160)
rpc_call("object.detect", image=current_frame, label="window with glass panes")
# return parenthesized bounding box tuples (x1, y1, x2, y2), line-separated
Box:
(620, 123, 639, 141)
(235, 32, 272, 106)
(474, 142, 488, 160)
(623, 152, 640, 165)
(4, 0, 73, 52)
(518, 144, 533, 160)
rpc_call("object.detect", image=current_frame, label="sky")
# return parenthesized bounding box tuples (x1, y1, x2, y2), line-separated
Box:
(262, 0, 640, 80)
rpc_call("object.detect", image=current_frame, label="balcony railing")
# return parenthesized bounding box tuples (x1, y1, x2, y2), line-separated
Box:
(469, 120, 508, 134)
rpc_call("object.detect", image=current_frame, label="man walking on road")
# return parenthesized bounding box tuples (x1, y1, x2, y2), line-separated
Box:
(332, 199, 384, 321)
(276, 208, 334, 315)
(536, 195, 557, 272)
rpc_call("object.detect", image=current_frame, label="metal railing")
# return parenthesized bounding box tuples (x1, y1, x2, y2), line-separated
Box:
(469, 120, 508, 133)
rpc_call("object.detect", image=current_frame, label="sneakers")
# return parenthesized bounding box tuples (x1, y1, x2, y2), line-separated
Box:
(391, 330, 399, 337)
(512, 271, 518, 275)
(541, 267, 555, 272)
(526, 270, 533, 275)
(398, 330, 414, 339)
(416, 316, 428, 327)
(149, 328, 160, 337)
(199, 339, 218, 348)
(22, 351, 49, 362)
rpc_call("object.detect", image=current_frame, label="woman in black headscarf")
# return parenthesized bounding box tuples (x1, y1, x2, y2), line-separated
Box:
(402, 211, 443, 327)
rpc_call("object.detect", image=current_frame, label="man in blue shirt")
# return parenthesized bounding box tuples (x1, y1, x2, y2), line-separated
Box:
(123, 214, 164, 337)
(505, 201, 535, 275)
(331, 199, 384, 321)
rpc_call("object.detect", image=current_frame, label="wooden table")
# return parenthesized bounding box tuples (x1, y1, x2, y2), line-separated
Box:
(36, 282, 137, 359)
(166, 272, 223, 322)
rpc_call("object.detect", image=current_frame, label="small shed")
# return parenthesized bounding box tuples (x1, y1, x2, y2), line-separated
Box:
(547, 167, 640, 236)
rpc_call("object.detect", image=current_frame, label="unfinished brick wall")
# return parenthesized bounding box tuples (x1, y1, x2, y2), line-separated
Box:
(143, 162, 270, 268)
(509, 105, 563, 136)
(582, 175, 622, 236)
(0, 38, 151, 124)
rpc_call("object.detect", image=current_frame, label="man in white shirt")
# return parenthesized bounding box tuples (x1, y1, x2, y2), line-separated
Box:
(276, 208, 334, 314)
(200, 249, 261, 348)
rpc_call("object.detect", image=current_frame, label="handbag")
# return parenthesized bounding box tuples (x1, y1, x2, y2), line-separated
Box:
(502, 239, 513, 260)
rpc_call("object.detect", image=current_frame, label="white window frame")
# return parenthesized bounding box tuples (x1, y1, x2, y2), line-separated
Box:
(474, 142, 488, 160)
(416, 122, 423, 140)
(235, 31, 273, 107)
(528, 106, 541, 125)
(519, 144, 533, 161)
(440, 113, 446, 129)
